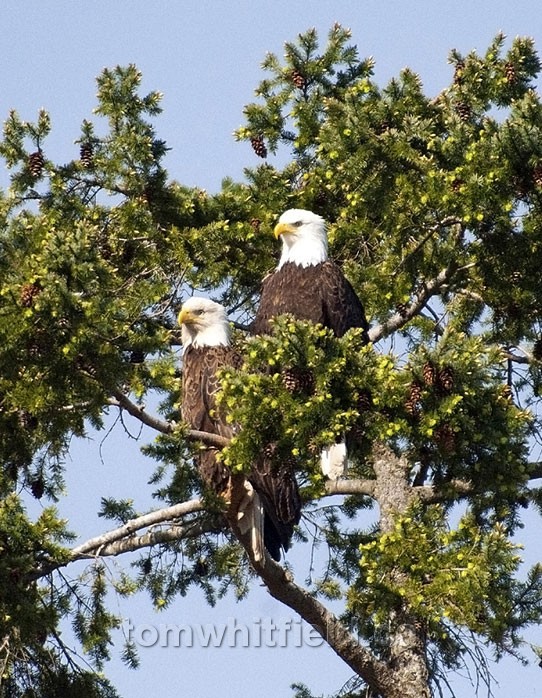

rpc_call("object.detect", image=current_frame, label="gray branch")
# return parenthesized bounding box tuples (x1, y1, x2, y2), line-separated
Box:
(369, 264, 459, 343)
(109, 389, 229, 448)
(72, 499, 204, 557)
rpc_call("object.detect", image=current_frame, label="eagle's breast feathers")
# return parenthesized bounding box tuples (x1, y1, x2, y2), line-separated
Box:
(251, 260, 369, 340)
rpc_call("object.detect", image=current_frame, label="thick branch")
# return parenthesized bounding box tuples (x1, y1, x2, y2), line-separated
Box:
(75, 519, 219, 559)
(228, 514, 395, 696)
(72, 499, 204, 557)
(29, 499, 207, 581)
(323, 476, 475, 503)
(324, 478, 376, 496)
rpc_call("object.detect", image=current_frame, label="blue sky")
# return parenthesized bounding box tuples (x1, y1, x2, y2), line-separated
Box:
(3, 2, 542, 697)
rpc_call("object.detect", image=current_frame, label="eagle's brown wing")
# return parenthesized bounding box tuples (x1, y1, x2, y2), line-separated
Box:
(248, 458, 301, 560)
(182, 345, 237, 492)
(182, 344, 299, 560)
(319, 261, 370, 340)
(251, 262, 369, 340)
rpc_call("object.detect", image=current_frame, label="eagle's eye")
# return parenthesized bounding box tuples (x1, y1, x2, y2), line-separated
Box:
(193, 308, 204, 316)
(292, 221, 303, 228)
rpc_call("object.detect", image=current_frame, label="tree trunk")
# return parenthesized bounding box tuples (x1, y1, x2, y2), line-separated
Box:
(373, 444, 431, 698)
(229, 444, 432, 698)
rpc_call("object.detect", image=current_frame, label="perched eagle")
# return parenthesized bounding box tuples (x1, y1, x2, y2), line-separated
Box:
(178, 296, 301, 562)
(251, 208, 370, 479)
(251, 208, 370, 341)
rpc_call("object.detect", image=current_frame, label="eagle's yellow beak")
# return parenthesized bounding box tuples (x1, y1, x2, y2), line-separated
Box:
(177, 308, 194, 326)
(273, 222, 295, 239)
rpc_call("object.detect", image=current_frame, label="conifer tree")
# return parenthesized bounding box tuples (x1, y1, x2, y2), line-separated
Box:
(1, 29, 542, 697)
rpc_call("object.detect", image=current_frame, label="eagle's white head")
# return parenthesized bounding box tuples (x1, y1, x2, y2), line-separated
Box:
(274, 208, 329, 269)
(177, 297, 231, 348)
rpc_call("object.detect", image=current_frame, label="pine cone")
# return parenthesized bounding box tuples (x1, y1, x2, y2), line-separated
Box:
(80, 142, 94, 168)
(281, 366, 315, 395)
(453, 60, 465, 85)
(356, 389, 373, 411)
(437, 365, 455, 394)
(422, 361, 437, 386)
(290, 69, 306, 89)
(455, 101, 472, 122)
(74, 355, 98, 377)
(434, 422, 455, 453)
(504, 61, 517, 84)
(405, 381, 423, 415)
(28, 150, 45, 178)
(20, 282, 41, 307)
(250, 218, 261, 233)
(194, 557, 209, 578)
(26, 331, 53, 359)
(250, 135, 267, 158)
(30, 475, 45, 499)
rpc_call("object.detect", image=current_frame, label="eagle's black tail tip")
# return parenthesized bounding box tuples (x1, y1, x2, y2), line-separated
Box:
(263, 512, 292, 562)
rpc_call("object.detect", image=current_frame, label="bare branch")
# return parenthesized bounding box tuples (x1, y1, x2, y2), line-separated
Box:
(29, 499, 208, 581)
(324, 478, 376, 496)
(369, 264, 460, 343)
(109, 389, 174, 434)
(72, 499, 204, 557)
(186, 429, 230, 449)
(109, 389, 230, 448)
(76, 519, 220, 559)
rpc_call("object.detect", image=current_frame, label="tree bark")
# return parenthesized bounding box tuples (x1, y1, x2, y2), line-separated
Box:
(372, 444, 431, 698)
(227, 445, 433, 698)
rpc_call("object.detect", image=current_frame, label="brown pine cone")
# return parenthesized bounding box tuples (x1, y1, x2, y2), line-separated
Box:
(437, 366, 455, 394)
(422, 361, 437, 386)
(20, 282, 41, 307)
(290, 69, 306, 89)
(28, 150, 45, 178)
(250, 135, 267, 158)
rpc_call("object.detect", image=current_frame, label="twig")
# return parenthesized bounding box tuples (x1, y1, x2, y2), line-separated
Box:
(369, 264, 458, 342)
(109, 389, 230, 448)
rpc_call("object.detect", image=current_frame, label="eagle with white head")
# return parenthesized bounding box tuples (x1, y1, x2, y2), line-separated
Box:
(178, 296, 301, 562)
(251, 209, 370, 479)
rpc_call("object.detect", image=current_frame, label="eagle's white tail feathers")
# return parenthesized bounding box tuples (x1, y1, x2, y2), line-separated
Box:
(236, 481, 265, 562)
(320, 441, 348, 480)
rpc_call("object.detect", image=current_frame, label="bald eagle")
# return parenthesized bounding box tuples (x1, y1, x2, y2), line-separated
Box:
(251, 209, 369, 341)
(251, 209, 370, 479)
(178, 296, 301, 562)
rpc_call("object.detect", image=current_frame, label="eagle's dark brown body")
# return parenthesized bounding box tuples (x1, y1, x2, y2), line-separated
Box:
(181, 345, 238, 493)
(251, 261, 369, 340)
(181, 344, 300, 560)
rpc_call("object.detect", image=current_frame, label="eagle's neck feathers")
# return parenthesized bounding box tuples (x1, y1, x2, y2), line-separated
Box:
(182, 323, 230, 349)
(277, 229, 328, 269)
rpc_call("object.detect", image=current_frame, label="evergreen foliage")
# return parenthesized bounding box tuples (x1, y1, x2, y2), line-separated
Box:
(0, 28, 542, 697)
